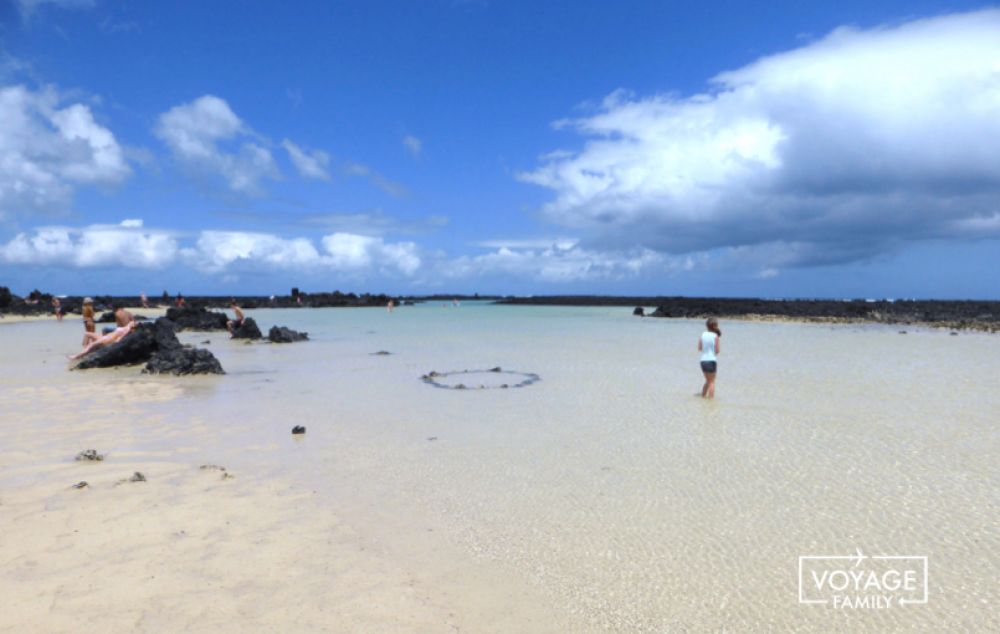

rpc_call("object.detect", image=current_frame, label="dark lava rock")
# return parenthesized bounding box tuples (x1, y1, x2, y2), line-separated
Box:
(75, 318, 224, 375)
(145, 347, 224, 375)
(268, 325, 308, 343)
(633, 306, 645, 316)
(76, 449, 104, 461)
(231, 317, 263, 340)
(292, 425, 306, 434)
(75, 326, 159, 370)
(165, 306, 229, 331)
(488, 366, 502, 372)
(371, 350, 391, 356)
(72, 481, 89, 489)
(130, 472, 146, 482)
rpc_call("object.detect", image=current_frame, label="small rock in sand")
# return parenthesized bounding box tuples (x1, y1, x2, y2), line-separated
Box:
(75, 449, 104, 461)
(72, 481, 89, 489)
(130, 471, 146, 482)
(292, 425, 306, 434)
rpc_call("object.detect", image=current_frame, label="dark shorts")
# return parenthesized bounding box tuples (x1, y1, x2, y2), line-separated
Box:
(700, 361, 717, 374)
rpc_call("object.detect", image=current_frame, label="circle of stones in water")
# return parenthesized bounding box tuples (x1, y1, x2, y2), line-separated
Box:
(420, 367, 541, 390)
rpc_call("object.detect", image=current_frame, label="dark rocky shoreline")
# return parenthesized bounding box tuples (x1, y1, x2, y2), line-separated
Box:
(4, 285, 996, 332)
(497, 296, 1000, 332)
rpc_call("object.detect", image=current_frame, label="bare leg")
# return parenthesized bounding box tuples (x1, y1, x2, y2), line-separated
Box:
(701, 371, 712, 397)
(81, 331, 100, 347)
(706, 373, 717, 399)
(70, 339, 103, 360)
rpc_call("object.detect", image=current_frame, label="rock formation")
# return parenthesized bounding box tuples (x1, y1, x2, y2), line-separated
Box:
(268, 325, 308, 343)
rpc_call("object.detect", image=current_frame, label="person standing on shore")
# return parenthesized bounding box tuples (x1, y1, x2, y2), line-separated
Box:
(52, 297, 63, 321)
(699, 318, 722, 398)
(81, 297, 95, 345)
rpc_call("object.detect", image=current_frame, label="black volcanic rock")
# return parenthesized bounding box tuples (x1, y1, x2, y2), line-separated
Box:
(74, 317, 224, 375)
(496, 296, 1000, 332)
(231, 317, 263, 340)
(633, 306, 644, 316)
(165, 306, 229, 331)
(74, 326, 159, 369)
(145, 347, 224, 375)
(268, 325, 308, 343)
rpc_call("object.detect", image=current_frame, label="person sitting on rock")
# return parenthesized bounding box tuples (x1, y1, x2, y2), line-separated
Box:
(227, 300, 245, 335)
(70, 321, 136, 360)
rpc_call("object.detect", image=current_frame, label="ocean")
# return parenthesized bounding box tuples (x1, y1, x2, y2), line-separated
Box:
(1, 303, 997, 632)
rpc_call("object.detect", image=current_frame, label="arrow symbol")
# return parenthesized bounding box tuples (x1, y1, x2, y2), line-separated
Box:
(852, 547, 867, 567)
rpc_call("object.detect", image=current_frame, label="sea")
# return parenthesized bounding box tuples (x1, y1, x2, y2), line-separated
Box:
(1, 302, 997, 632)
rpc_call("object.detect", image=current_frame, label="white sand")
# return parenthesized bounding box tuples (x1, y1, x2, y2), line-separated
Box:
(0, 378, 569, 633)
(0, 307, 169, 326)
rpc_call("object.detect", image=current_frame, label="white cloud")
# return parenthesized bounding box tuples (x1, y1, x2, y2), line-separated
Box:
(185, 230, 321, 273)
(441, 242, 670, 282)
(282, 139, 330, 180)
(321, 232, 420, 275)
(0, 84, 130, 219)
(521, 10, 1000, 269)
(154, 95, 279, 194)
(0, 221, 178, 269)
(185, 230, 421, 276)
(402, 135, 422, 157)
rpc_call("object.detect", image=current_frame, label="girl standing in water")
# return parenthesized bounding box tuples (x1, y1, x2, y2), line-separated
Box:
(699, 317, 721, 398)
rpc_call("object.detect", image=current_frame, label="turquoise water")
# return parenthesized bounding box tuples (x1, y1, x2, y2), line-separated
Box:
(2, 304, 998, 631)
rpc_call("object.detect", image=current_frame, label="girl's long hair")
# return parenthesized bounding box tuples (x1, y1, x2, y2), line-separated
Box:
(706, 317, 722, 338)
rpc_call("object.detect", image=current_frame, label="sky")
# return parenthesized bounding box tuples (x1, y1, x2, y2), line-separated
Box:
(1, 0, 998, 298)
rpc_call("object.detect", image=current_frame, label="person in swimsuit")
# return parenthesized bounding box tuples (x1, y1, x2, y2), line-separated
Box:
(226, 300, 245, 334)
(70, 321, 135, 360)
(698, 317, 722, 398)
(115, 305, 135, 327)
(52, 297, 63, 321)
(81, 297, 96, 345)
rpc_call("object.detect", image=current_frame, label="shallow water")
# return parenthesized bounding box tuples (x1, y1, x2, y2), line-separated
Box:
(2, 304, 998, 632)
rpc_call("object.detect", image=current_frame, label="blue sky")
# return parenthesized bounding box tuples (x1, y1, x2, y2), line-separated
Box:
(1, 0, 998, 298)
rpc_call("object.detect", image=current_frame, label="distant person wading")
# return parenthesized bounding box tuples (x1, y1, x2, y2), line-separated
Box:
(699, 318, 722, 399)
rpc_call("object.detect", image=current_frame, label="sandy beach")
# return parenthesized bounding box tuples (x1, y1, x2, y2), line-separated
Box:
(0, 376, 568, 633)
(2, 304, 997, 632)
(0, 307, 169, 326)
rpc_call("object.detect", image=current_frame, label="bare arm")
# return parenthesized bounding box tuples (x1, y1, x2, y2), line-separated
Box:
(715, 336, 720, 355)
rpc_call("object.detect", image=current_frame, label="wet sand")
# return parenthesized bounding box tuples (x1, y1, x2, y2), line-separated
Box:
(1, 306, 998, 632)
(0, 379, 569, 633)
